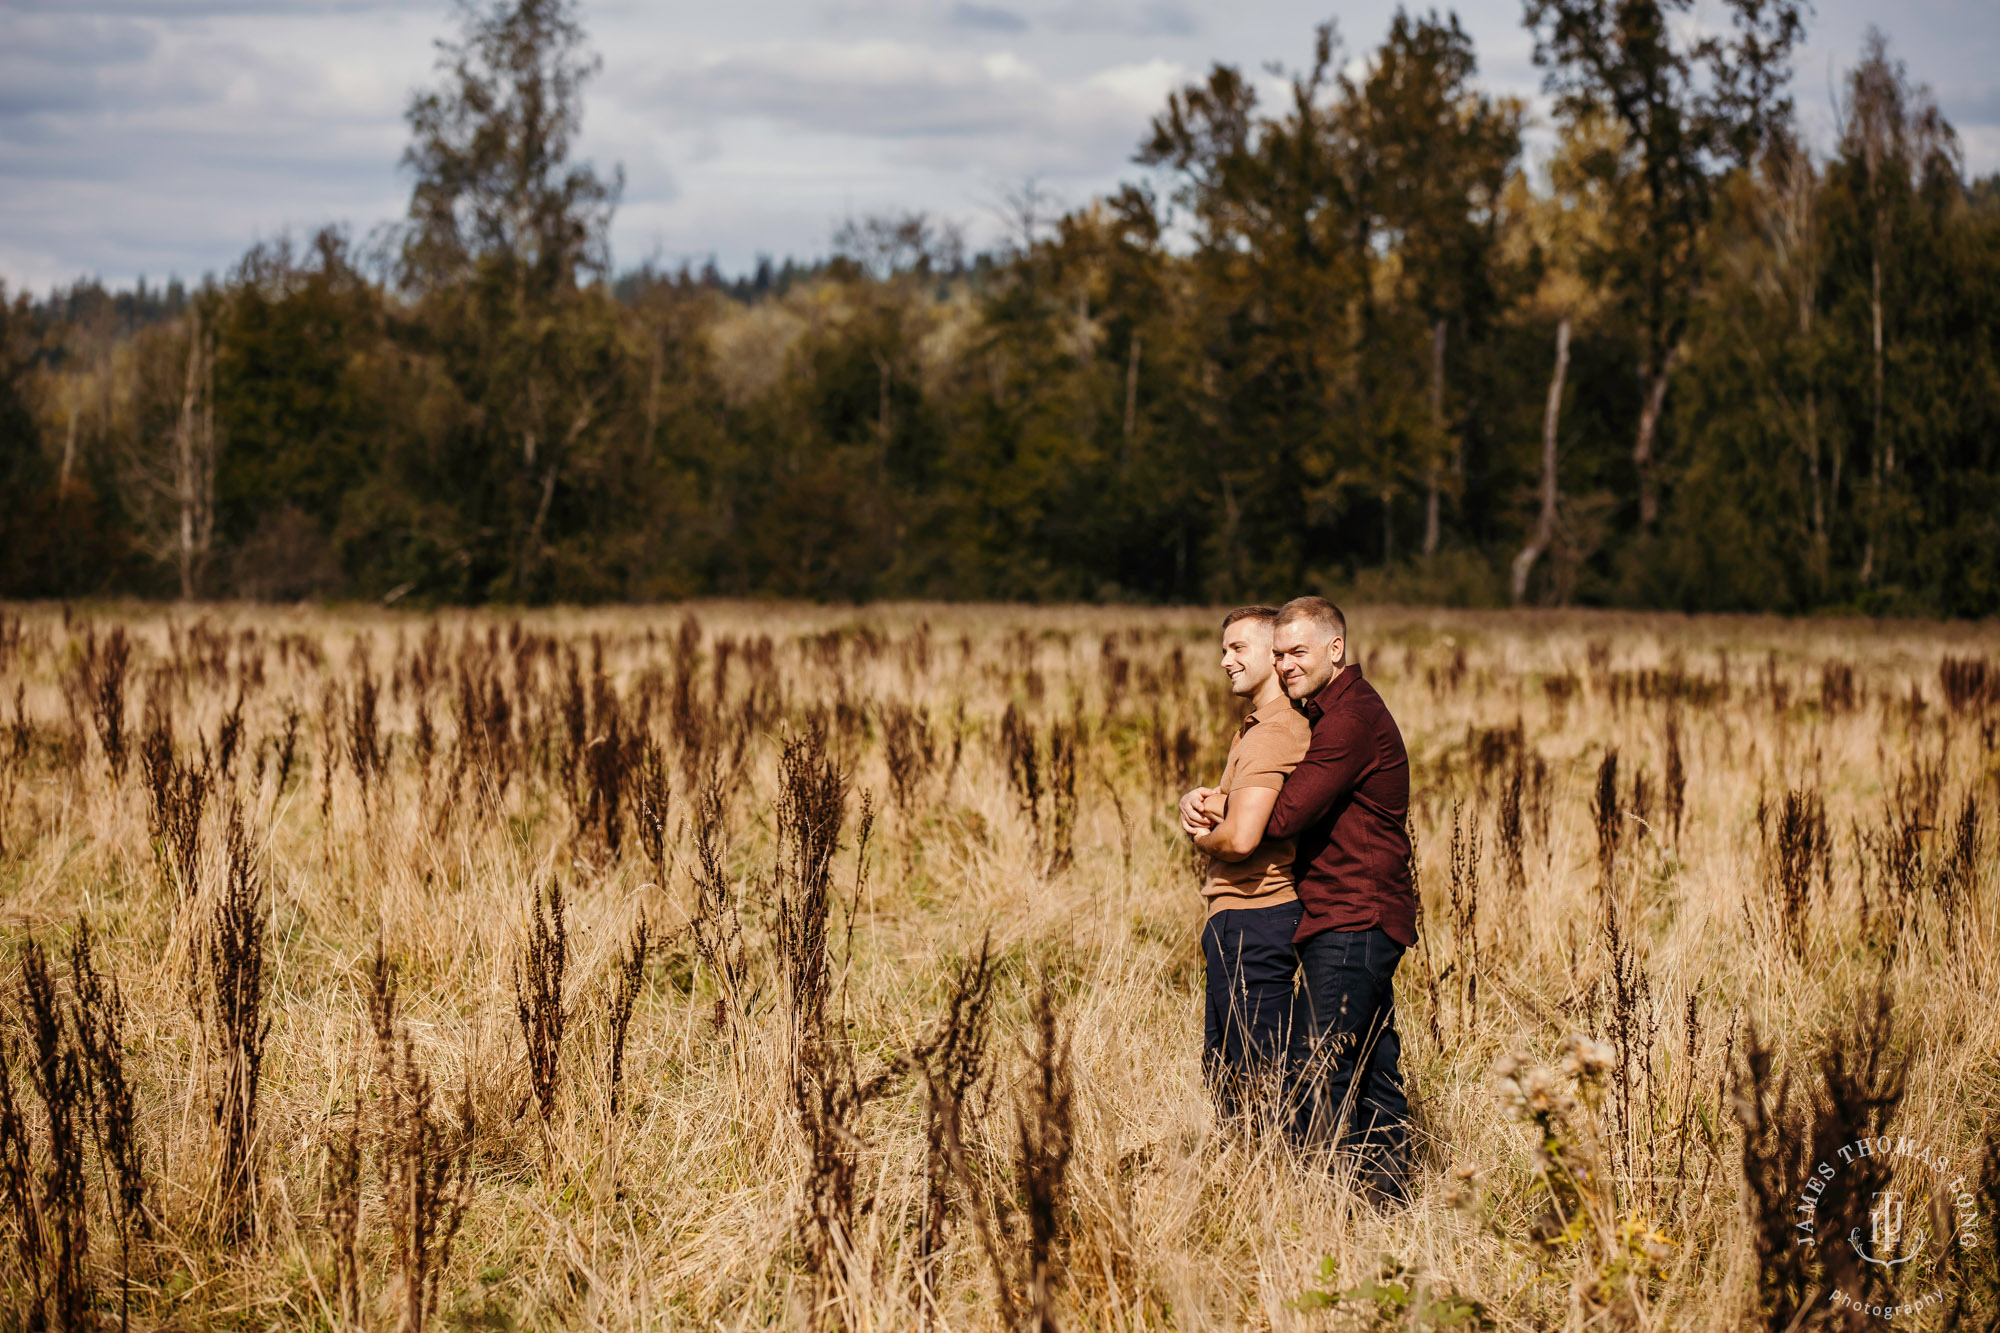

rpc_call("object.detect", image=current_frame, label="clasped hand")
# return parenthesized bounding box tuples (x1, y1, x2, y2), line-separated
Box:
(1177, 786, 1226, 839)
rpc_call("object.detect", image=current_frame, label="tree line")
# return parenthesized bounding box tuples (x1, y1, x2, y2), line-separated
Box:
(2, 0, 1996, 614)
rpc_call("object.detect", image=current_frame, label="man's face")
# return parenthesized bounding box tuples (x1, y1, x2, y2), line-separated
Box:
(1273, 618, 1344, 700)
(1220, 619, 1276, 698)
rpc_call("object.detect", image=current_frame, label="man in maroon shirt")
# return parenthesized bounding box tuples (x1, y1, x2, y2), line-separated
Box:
(1264, 596, 1415, 1203)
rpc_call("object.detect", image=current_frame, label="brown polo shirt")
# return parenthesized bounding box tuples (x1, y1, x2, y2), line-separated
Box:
(1264, 666, 1417, 946)
(1201, 697, 1312, 915)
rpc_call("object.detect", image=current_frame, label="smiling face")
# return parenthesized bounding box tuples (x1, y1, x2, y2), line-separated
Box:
(1220, 616, 1277, 700)
(1273, 616, 1345, 701)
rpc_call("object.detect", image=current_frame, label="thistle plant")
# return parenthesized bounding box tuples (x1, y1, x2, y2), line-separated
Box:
(1487, 1035, 1674, 1324)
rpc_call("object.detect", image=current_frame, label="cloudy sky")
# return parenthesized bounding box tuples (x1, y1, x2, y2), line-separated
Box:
(3, 0, 1996, 293)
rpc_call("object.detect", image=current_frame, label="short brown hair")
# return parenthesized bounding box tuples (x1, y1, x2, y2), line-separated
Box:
(1220, 605, 1279, 632)
(1274, 596, 1347, 641)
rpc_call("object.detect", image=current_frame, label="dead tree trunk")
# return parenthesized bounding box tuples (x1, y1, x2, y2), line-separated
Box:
(644, 326, 663, 446)
(525, 388, 602, 572)
(1803, 246, 1826, 588)
(60, 404, 78, 493)
(1511, 317, 1570, 603)
(172, 307, 217, 600)
(1122, 333, 1141, 461)
(1860, 251, 1885, 585)
(1422, 318, 1446, 559)
(874, 348, 892, 450)
(1632, 348, 1672, 531)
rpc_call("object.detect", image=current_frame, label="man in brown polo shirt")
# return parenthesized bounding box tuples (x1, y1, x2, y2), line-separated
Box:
(1264, 595, 1415, 1203)
(1176, 606, 1312, 1127)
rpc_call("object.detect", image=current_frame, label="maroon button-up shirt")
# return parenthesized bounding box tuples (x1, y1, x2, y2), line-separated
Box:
(1264, 665, 1417, 946)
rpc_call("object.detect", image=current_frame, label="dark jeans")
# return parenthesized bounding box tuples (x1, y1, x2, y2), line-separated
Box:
(1201, 900, 1304, 1128)
(1289, 926, 1410, 1200)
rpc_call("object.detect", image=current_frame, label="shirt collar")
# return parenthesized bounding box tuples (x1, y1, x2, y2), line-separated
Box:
(1242, 694, 1293, 732)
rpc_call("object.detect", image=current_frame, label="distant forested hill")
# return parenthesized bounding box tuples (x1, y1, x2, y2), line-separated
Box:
(3, 3, 1996, 615)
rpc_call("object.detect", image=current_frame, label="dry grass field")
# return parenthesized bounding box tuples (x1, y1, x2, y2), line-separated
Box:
(0, 601, 1996, 1332)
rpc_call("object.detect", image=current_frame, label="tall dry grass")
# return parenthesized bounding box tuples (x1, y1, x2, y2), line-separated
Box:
(0, 601, 1995, 1330)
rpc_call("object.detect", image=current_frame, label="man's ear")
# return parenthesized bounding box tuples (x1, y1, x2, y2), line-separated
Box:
(1330, 634, 1345, 667)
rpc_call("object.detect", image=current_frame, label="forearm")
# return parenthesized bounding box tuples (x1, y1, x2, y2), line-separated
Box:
(1265, 773, 1327, 839)
(1192, 823, 1250, 862)
(1267, 753, 1364, 838)
(1192, 787, 1277, 861)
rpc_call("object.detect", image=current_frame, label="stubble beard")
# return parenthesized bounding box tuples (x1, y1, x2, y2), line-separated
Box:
(1282, 658, 1331, 700)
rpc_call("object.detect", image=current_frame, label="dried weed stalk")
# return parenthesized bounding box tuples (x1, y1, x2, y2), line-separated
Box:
(1762, 786, 1832, 955)
(607, 913, 650, 1118)
(950, 978, 1075, 1333)
(71, 919, 148, 1329)
(513, 881, 569, 1130)
(1448, 798, 1481, 1035)
(368, 943, 475, 1333)
(79, 626, 134, 781)
(141, 707, 210, 900)
(634, 737, 670, 886)
(687, 767, 749, 1048)
(776, 727, 850, 1053)
(209, 801, 270, 1233)
(7, 940, 92, 1328)
(912, 938, 997, 1270)
(1734, 978, 1908, 1331)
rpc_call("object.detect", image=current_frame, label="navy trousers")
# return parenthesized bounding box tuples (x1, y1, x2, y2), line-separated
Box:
(1289, 926, 1410, 1200)
(1200, 900, 1303, 1128)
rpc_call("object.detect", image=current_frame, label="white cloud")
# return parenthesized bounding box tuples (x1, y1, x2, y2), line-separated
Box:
(1085, 57, 1181, 107)
(6, 0, 418, 15)
(1046, 1, 1199, 38)
(0, 0, 1994, 289)
(1959, 125, 2000, 176)
(638, 37, 1179, 178)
